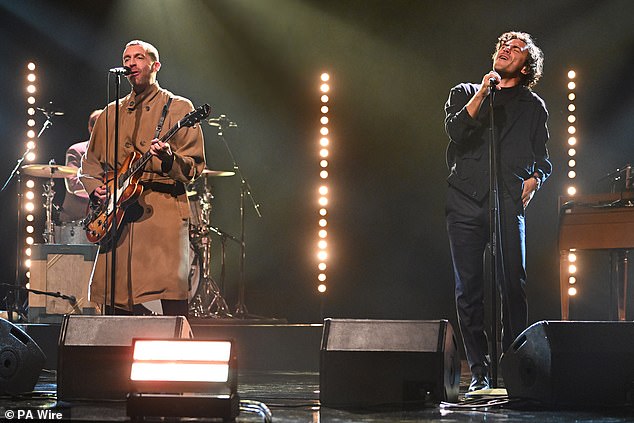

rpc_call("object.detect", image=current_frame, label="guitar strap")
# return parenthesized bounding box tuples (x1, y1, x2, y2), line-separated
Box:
(154, 96, 173, 138)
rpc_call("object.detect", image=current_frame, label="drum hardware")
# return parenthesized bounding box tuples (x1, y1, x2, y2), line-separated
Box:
(22, 163, 76, 244)
(188, 172, 233, 318)
(207, 116, 262, 318)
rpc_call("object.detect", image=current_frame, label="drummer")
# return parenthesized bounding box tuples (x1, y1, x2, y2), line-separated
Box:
(59, 109, 102, 222)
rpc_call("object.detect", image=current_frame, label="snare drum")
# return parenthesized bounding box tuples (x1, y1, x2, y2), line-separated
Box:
(54, 220, 90, 244)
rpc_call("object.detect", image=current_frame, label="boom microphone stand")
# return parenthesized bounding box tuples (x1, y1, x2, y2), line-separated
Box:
(1, 108, 59, 322)
(208, 116, 262, 318)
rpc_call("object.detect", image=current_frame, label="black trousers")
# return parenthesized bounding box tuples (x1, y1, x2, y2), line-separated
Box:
(446, 185, 528, 373)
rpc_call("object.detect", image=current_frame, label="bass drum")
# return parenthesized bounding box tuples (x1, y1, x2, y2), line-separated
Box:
(54, 220, 90, 244)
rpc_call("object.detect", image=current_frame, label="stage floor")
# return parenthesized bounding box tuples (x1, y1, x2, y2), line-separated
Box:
(2, 319, 634, 421)
(2, 369, 634, 422)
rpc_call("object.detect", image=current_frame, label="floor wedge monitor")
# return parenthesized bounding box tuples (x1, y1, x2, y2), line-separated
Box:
(320, 319, 460, 408)
(57, 315, 192, 400)
(501, 320, 634, 407)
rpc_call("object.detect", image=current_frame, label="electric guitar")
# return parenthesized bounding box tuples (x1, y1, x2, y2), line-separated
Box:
(83, 104, 211, 244)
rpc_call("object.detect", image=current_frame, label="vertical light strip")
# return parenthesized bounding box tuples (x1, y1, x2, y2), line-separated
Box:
(317, 73, 330, 294)
(24, 62, 38, 280)
(566, 69, 578, 298)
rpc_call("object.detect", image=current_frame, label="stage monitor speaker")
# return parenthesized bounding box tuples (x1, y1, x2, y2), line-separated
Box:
(0, 318, 46, 395)
(320, 319, 460, 408)
(501, 320, 634, 407)
(57, 315, 192, 401)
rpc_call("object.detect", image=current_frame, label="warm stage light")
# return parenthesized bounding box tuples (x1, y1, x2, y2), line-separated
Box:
(27, 129, 35, 138)
(568, 93, 575, 101)
(568, 159, 576, 167)
(319, 229, 327, 238)
(25, 202, 35, 212)
(320, 170, 329, 179)
(26, 85, 36, 93)
(321, 73, 330, 82)
(26, 152, 36, 161)
(567, 81, 576, 90)
(127, 339, 239, 420)
(568, 171, 576, 179)
(27, 62, 35, 70)
(568, 264, 577, 274)
(567, 126, 576, 135)
(321, 116, 329, 125)
(318, 263, 326, 271)
(568, 137, 576, 146)
(321, 95, 329, 103)
(320, 83, 330, 93)
(568, 104, 575, 112)
(319, 186, 328, 195)
(567, 186, 577, 196)
(319, 208, 327, 216)
(321, 105, 329, 113)
(320, 137, 329, 146)
(317, 251, 327, 261)
(27, 96, 35, 104)
(320, 127, 329, 135)
(320, 160, 328, 168)
(568, 287, 577, 296)
(568, 148, 576, 156)
(319, 219, 327, 227)
(27, 74, 36, 82)
(567, 115, 576, 123)
(568, 276, 576, 285)
(27, 141, 35, 149)
(318, 197, 328, 206)
(318, 240, 327, 250)
(568, 70, 576, 79)
(320, 149, 329, 158)
(318, 284, 327, 293)
(318, 273, 326, 282)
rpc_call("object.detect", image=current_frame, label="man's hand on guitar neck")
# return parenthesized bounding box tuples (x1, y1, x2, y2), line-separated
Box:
(150, 138, 173, 161)
(91, 185, 108, 203)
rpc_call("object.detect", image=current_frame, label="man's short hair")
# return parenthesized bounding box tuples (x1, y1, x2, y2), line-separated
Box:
(125, 39, 160, 63)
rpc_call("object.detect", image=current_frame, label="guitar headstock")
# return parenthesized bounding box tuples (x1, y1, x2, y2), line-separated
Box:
(182, 104, 211, 127)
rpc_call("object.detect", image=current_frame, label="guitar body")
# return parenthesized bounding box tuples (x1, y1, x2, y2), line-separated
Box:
(84, 152, 144, 244)
(82, 103, 211, 245)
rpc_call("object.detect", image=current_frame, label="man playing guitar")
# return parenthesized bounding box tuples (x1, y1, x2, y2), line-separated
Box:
(79, 40, 206, 317)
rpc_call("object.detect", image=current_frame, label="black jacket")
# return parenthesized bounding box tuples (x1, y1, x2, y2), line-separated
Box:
(444, 83, 552, 203)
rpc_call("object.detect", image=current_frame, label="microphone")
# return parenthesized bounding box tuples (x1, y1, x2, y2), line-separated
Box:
(208, 115, 238, 129)
(489, 77, 499, 87)
(109, 66, 131, 75)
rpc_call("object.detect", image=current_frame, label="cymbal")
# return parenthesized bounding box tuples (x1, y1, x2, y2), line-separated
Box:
(22, 164, 77, 178)
(201, 169, 235, 177)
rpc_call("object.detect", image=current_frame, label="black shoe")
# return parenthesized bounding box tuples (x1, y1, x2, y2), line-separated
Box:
(468, 373, 490, 392)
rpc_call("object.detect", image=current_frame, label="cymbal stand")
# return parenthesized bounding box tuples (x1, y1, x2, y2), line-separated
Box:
(209, 117, 262, 318)
(42, 159, 59, 244)
(189, 180, 231, 318)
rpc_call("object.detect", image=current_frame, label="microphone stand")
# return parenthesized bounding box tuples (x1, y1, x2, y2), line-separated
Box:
(487, 85, 501, 388)
(108, 73, 122, 314)
(1, 111, 57, 323)
(209, 118, 262, 318)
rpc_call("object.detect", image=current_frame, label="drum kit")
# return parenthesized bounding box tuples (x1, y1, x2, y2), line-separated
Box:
(20, 163, 236, 318)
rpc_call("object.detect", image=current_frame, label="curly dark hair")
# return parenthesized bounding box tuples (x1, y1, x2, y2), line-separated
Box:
(492, 31, 544, 89)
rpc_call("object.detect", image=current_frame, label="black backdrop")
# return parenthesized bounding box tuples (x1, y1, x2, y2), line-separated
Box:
(1, 0, 633, 330)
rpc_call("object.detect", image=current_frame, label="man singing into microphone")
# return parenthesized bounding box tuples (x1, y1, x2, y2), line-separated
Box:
(79, 40, 205, 316)
(444, 31, 551, 391)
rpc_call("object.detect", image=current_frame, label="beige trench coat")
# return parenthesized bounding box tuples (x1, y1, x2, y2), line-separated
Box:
(79, 82, 205, 310)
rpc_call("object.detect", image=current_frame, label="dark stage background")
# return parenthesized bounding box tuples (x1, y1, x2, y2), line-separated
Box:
(1, 0, 633, 332)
